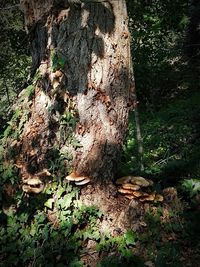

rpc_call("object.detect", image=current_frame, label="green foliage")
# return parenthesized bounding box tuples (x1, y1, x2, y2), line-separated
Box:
(51, 49, 66, 71)
(2, 106, 30, 142)
(181, 179, 200, 199)
(0, 181, 80, 266)
(47, 140, 79, 176)
(98, 255, 145, 267)
(47, 146, 72, 175)
(25, 84, 34, 99)
(61, 111, 77, 129)
(96, 229, 136, 258)
(32, 69, 43, 83)
(128, 0, 190, 105)
(138, 205, 183, 267)
(121, 91, 200, 183)
(59, 110, 81, 157)
(0, 162, 19, 202)
(0, 176, 138, 266)
(135, 200, 200, 267)
(3, 108, 21, 138)
(1, 164, 18, 185)
(0, 1, 31, 129)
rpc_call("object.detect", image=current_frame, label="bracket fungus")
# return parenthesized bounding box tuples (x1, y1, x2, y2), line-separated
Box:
(21, 169, 51, 194)
(65, 172, 90, 185)
(22, 178, 44, 194)
(116, 176, 163, 203)
(122, 183, 140, 191)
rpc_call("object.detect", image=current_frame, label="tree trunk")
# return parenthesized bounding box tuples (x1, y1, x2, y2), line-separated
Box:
(17, 0, 134, 189)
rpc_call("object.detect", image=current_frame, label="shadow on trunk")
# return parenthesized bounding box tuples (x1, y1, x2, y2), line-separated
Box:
(8, 0, 134, 189)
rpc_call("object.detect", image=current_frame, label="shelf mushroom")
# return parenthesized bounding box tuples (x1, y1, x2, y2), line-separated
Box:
(22, 178, 44, 194)
(65, 172, 91, 185)
(116, 176, 163, 203)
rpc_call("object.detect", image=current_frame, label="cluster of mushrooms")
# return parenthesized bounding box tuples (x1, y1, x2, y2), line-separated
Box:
(116, 176, 163, 203)
(65, 173, 163, 203)
(21, 169, 51, 194)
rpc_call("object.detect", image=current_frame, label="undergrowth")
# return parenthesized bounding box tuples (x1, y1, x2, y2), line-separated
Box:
(1, 89, 200, 266)
(0, 173, 137, 267)
(121, 90, 200, 184)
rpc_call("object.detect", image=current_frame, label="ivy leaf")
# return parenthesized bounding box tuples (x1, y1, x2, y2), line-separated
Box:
(34, 212, 46, 224)
(42, 225, 49, 241)
(119, 247, 132, 258)
(56, 185, 66, 198)
(124, 230, 136, 246)
(30, 226, 37, 237)
(70, 139, 82, 148)
(51, 52, 58, 71)
(25, 85, 34, 98)
(57, 56, 66, 70)
(92, 230, 100, 241)
(44, 198, 54, 209)
(62, 194, 74, 209)
(18, 212, 29, 223)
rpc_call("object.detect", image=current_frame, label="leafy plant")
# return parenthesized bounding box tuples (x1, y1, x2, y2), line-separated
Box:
(51, 49, 66, 71)
(25, 84, 34, 99)
(0, 180, 82, 266)
(181, 179, 200, 198)
(96, 229, 136, 258)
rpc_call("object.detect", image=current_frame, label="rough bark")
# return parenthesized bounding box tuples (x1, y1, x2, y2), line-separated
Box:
(16, 0, 135, 188)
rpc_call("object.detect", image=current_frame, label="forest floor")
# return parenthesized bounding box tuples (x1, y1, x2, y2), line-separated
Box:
(1, 177, 200, 267)
(1, 90, 200, 267)
(78, 182, 200, 267)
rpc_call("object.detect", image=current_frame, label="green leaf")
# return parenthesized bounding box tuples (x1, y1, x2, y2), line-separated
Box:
(51, 52, 58, 71)
(58, 56, 66, 70)
(62, 193, 74, 209)
(25, 85, 34, 97)
(119, 247, 132, 258)
(34, 212, 46, 224)
(42, 225, 49, 240)
(18, 213, 29, 223)
(124, 230, 136, 246)
(30, 226, 37, 237)
(92, 230, 100, 241)
(56, 185, 66, 198)
(71, 139, 82, 148)
(44, 198, 54, 209)
(182, 179, 200, 198)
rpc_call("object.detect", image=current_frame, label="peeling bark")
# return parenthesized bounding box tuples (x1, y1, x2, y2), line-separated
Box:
(17, 0, 135, 187)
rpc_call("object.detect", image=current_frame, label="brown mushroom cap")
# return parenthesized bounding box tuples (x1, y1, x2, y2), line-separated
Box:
(65, 172, 85, 182)
(75, 178, 90, 185)
(26, 178, 43, 185)
(122, 183, 140, 191)
(22, 184, 44, 194)
(139, 192, 156, 202)
(162, 187, 177, 201)
(37, 169, 51, 177)
(55, 70, 63, 78)
(118, 188, 135, 195)
(130, 176, 152, 187)
(147, 179, 154, 186)
(116, 176, 132, 185)
(132, 191, 148, 198)
(116, 176, 153, 187)
(154, 194, 164, 202)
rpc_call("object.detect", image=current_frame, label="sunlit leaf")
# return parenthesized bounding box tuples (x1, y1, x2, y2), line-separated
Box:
(124, 230, 136, 246)
(44, 198, 54, 209)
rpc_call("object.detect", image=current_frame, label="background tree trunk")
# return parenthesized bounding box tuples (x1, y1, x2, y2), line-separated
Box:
(18, 0, 134, 187)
